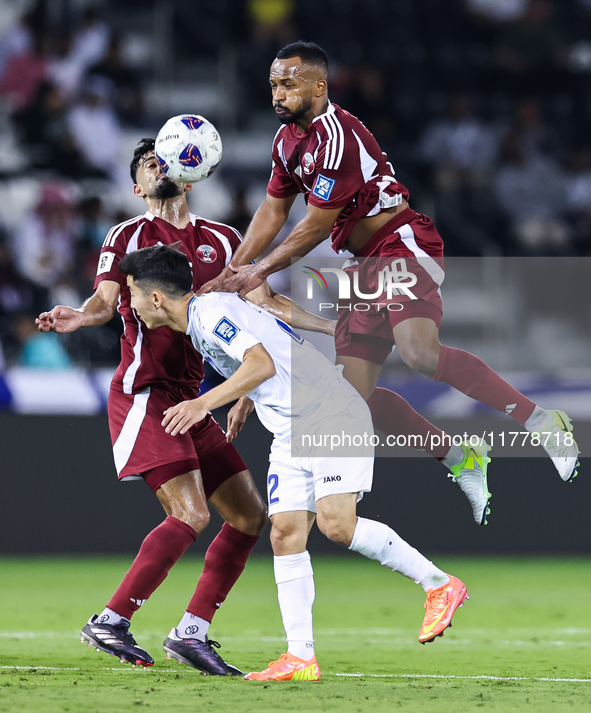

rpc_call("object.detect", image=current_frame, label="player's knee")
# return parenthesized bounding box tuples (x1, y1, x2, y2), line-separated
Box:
(270, 521, 302, 555)
(251, 503, 269, 535)
(316, 513, 351, 547)
(398, 344, 439, 377)
(172, 504, 210, 534)
(231, 502, 268, 537)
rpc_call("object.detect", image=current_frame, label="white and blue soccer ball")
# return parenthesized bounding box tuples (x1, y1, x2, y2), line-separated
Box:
(154, 114, 223, 183)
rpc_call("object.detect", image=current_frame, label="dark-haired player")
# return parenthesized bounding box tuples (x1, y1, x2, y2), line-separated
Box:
(118, 243, 469, 681)
(205, 41, 580, 515)
(36, 138, 335, 674)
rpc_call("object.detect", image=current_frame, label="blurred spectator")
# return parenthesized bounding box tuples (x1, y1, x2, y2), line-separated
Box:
(0, 231, 49, 361)
(87, 35, 147, 127)
(420, 93, 498, 194)
(510, 96, 563, 161)
(247, 0, 297, 47)
(12, 81, 86, 178)
(0, 27, 48, 111)
(71, 7, 110, 71)
(13, 312, 73, 369)
(495, 132, 570, 253)
(564, 148, 591, 253)
(226, 187, 254, 237)
(345, 66, 396, 145)
(12, 183, 78, 288)
(47, 32, 82, 101)
(67, 76, 122, 178)
(78, 196, 109, 250)
(76, 196, 110, 292)
(0, 0, 48, 78)
(467, 0, 529, 23)
(493, 0, 567, 94)
(48, 8, 110, 102)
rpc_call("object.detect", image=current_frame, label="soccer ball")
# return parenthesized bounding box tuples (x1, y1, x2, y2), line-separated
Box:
(154, 114, 223, 183)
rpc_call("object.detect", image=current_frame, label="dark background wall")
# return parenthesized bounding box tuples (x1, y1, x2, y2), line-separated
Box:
(1, 409, 589, 556)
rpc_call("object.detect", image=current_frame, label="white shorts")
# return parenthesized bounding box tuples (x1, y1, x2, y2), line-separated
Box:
(266, 438, 374, 517)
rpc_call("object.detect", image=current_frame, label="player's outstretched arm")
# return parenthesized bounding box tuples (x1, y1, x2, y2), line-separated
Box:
(162, 344, 275, 436)
(36, 281, 121, 333)
(246, 281, 335, 337)
(197, 194, 296, 296)
(216, 203, 343, 298)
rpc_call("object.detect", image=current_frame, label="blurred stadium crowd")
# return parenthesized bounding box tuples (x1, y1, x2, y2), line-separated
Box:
(1, 0, 591, 372)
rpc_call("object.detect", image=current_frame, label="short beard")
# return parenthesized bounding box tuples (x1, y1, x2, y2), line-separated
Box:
(276, 99, 313, 125)
(153, 178, 182, 199)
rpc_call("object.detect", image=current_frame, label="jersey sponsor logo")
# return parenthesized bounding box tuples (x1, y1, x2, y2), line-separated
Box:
(196, 244, 217, 263)
(312, 174, 336, 201)
(97, 251, 116, 275)
(323, 475, 342, 483)
(213, 317, 240, 344)
(303, 152, 315, 174)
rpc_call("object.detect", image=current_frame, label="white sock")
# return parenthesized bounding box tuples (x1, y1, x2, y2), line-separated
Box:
(96, 607, 127, 626)
(176, 612, 210, 641)
(442, 444, 464, 469)
(274, 551, 315, 661)
(349, 517, 449, 592)
(524, 405, 551, 432)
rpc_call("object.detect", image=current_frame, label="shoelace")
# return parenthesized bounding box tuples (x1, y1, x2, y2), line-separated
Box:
(206, 639, 221, 650)
(424, 586, 449, 618)
(265, 653, 290, 668)
(111, 623, 137, 646)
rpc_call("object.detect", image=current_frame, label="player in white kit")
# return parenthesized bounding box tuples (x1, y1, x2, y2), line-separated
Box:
(119, 244, 469, 681)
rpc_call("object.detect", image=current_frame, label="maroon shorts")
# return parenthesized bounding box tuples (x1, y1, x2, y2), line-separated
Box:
(335, 208, 444, 366)
(108, 386, 247, 497)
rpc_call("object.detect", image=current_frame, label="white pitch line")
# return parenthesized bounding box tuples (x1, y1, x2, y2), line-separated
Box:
(332, 673, 591, 683)
(1, 667, 589, 682)
(0, 666, 177, 672)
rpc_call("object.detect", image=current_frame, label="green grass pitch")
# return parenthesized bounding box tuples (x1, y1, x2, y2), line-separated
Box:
(0, 555, 589, 712)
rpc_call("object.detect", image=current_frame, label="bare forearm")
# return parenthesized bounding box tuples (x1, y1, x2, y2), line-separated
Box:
(256, 220, 329, 279)
(231, 203, 289, 266)
(261, 293, 336, 336)
(199, 352, 274, 411)
(79, 292, 117, 326)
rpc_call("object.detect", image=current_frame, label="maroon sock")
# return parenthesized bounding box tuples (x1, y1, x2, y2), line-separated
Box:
(108, 516, 197, 620)
(368, 387, 450, 459)
(186, 522, 259, 622)
(434, 345, 535, 425)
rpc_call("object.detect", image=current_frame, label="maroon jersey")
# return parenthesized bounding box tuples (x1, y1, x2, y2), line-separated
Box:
(267, 102, 410, 253)
(94, 211, 241, 394)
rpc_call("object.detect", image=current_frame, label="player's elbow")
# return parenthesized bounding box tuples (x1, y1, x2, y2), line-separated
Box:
(244, 346, 276, 385)
(259, 354, 276, 381)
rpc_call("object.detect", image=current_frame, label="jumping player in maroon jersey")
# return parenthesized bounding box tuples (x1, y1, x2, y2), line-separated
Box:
(205, 42, 580, 524)
(36, 138, 335, 674)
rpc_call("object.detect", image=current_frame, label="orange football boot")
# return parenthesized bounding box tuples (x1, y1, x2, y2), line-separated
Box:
(244, 652, 320, 681)
(418, 574, 468, 644)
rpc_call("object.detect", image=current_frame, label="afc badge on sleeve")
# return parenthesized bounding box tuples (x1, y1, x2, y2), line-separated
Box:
(312, 175, 336, 201)
(213, 317, 240, 344)
(97, 251, 116, 275)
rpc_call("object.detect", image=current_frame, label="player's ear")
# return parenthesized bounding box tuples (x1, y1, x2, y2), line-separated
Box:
(183, 183, 193, 193)
(133, 184, 146, 198)
(152, 290, 164, 308)
(315, 79, 327, 97)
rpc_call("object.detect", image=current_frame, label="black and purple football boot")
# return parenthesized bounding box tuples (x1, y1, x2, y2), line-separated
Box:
(80, 614, 154, 667)
(163, 628, 243, 676)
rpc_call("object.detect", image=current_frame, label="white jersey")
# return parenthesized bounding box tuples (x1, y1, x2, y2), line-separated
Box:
(186, 292, 354, 445)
